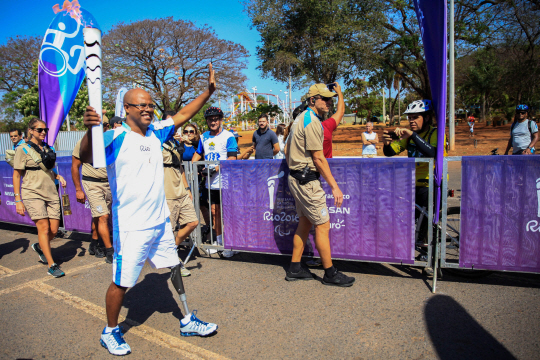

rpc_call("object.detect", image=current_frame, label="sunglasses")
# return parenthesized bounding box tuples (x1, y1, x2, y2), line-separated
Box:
(516, 111, 527, 115)
(183, 130, 195, 134)
(316, 96, 333, 102)
(32, 127, 49, 134)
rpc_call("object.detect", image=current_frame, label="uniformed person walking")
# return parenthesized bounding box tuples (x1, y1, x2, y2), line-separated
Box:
(72, 123, 114, 263)
(285, 84, 355, 287)
(12, 118, 67, 277)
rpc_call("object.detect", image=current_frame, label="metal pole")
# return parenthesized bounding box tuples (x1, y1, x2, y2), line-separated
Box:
(449, 0, 455, 150)
(66, 114, 71, 131)
(382, 88, 386, 125)
(289, 70, 293, 117)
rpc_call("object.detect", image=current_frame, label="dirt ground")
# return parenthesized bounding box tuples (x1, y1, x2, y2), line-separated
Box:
(236, 120, 528, 157)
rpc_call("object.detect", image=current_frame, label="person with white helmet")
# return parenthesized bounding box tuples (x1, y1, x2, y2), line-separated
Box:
(382, 99, 446, 267)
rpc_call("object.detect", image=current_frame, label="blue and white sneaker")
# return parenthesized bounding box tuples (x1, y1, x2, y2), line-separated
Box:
(31, 243, 47, 263)
(180, 311, 218, 337)
(100, 326, 131, 356)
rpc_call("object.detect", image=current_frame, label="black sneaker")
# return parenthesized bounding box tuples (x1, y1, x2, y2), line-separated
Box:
(322, 269, 355, 287)
(285, 267, 314, 281)
(89, 242, 105, 258)
(105, 247, 114, 264)
(31, 243, 47, 263)
(47, 263, 65, 278)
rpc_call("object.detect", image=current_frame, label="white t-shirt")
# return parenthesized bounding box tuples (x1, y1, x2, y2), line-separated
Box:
(511, 120, 538, 154)
(104, 119, 175, 231)
(274, 134, 286, 159)
(362, 131, 377, 155)
(196, 128, 238, 190)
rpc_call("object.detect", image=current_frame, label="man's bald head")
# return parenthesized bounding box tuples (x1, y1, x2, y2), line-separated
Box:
(123, 88, 151, 105)
(123, 88, 155, 131)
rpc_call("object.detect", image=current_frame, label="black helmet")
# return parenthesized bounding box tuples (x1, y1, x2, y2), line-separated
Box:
(204, 107, 224, 119)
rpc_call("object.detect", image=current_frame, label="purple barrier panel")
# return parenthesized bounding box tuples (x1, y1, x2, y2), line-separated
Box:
(222, 158, 416, 264)
(56, 160, 92, 233)
(0, 162, 36, 226)
(460, 156, 540, 272)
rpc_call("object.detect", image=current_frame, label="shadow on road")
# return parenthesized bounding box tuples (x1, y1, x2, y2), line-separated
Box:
(121, 272, 183, 333)
(0, 237, 29, 260)
(424, 295, 516, 360)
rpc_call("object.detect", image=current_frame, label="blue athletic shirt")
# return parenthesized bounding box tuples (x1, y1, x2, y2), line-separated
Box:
(103, 119, 176, 232)
(196, 128, 238, 189)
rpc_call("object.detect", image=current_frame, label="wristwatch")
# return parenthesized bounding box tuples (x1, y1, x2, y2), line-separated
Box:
(185, 187, 191, 191)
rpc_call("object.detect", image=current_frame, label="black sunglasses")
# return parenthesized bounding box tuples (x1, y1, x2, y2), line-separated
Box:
(183, 130, 195, 134)
(516, 111, 527, 115)
(32, 127, 49, 133)
(315, 96, 333, 102)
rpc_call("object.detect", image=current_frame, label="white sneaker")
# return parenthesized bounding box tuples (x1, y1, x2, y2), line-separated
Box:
(221, 250, 237, 258)
(180, 263, 191, 277)
(180, 311, 218, 337)
(100, 327, 131, 356)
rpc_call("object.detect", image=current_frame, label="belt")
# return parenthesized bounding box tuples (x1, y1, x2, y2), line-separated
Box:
(82, 175, 108, 183)
(290, 169, 320, 185)
(163, 164, 180, 169)
(24, 167, 41, 171)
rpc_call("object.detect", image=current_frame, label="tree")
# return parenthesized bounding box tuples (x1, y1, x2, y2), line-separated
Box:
(244, 0, 383, 86)
(238, 103, 282, 124)
(0, 35, 42, 121)
(103, 18, 249, 113)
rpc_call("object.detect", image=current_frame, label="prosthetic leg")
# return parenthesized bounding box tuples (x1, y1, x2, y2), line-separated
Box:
(170, 264, 189, 315)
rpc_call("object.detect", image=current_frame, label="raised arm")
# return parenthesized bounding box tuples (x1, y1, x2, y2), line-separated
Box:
(329, 82, 345, 127)
(171, 63, 216, 131)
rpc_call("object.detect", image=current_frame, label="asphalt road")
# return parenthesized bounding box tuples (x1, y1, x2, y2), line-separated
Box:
(1, 214, 539, 360)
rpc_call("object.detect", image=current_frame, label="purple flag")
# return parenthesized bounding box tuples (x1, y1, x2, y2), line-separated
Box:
(38, 5, 87, 145)
(413, 0, 447, 222)
(221, 159, 416, 264)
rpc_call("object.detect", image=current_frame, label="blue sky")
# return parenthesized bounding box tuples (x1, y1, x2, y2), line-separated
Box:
(0, 0, 305, 110)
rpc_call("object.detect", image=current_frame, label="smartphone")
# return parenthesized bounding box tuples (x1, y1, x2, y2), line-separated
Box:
(327, 82, 336, 91)
(386, 131, 400, 140)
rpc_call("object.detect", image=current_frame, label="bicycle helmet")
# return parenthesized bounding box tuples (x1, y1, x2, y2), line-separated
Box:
(404, 100, 432, 114)
(204, 107, 224, 119)
(516, 104, 529, 111)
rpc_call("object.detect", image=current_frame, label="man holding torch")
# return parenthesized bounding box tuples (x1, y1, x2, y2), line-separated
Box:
(79, 64, 218, 356)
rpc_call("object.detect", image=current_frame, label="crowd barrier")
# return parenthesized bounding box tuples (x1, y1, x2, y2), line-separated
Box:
(2, 153, 539, 293)
(190, 158, 434, 268)
(440, 156, 540, 274)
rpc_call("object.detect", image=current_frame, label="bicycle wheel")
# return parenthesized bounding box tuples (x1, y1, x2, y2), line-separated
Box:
(442, 206, 493, 278)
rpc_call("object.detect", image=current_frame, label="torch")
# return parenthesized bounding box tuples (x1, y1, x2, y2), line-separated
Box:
(83, 23, 106, 168)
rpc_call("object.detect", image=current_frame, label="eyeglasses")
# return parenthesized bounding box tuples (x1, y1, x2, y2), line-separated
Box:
(183, 130, 195, 134)
(315, 96, 333, 102)
(32, 127, 49, 133)
(127, 103, 157, 111)
(516, 111, 527, 115)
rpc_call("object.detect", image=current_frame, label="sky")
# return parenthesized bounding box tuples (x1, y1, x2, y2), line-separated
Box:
(0, 0, 305, 111)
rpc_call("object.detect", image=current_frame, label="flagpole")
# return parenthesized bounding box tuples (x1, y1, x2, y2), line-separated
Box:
(449, 0, 455, 150)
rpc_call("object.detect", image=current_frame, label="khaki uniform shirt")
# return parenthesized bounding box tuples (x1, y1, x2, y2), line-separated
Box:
(162, 147, 187, 200)
(286, 108, 324, 171)
(13, 143, 58, 201)
(72, 139, 108, 179)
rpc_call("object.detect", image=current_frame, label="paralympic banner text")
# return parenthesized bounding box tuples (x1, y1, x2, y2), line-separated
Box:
(221, 158, 416, 264)
(460, 156, 540, 272)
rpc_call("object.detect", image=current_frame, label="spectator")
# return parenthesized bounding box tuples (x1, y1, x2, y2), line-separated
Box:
(180, 123, 201, 161)
(361, 122, 378, 157)
(12, 118, 67, 277)
(284, 83, 355, 287)
(504, 104, 538, 155)
(274, 124, 286, 159)
(110, 116, 124, 129)
(252, 114, 279, 159)
(322, 82, 345, 158)
(192, 107, 238, 258)
(467, 116, 475, 138)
